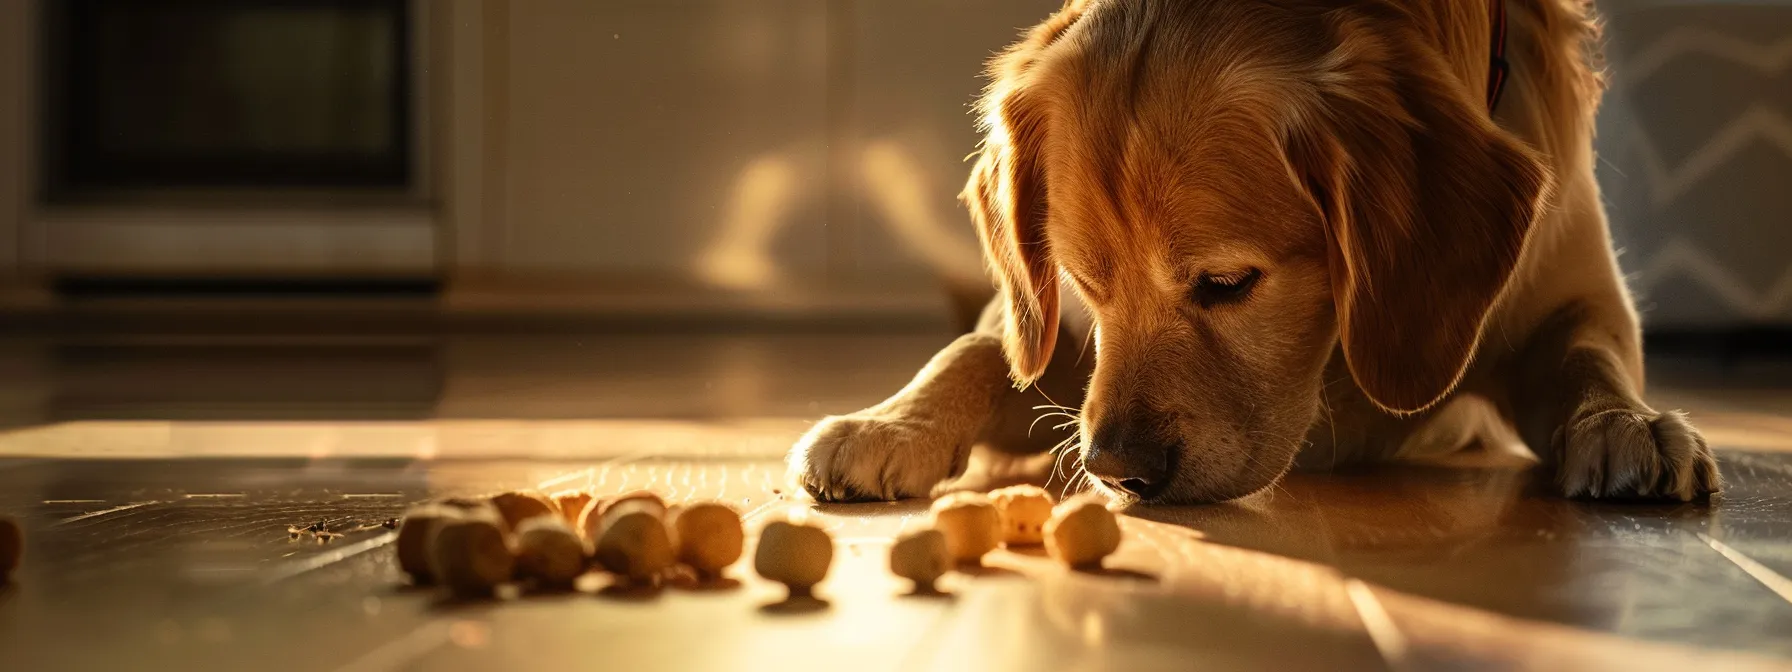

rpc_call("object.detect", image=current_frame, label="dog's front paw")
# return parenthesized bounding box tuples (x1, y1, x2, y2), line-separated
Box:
(1554, 408, 1720, 501)
(789, 413, 968, 503)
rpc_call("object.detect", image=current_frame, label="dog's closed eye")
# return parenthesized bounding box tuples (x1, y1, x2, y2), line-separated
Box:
(1191, 269, 1262, 308)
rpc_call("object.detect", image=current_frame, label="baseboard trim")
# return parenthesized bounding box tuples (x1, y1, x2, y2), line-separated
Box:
(1645, 328, 1792, 358)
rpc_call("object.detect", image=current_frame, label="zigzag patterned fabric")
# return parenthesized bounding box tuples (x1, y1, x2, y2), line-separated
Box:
(1598, 7, 1792, 328)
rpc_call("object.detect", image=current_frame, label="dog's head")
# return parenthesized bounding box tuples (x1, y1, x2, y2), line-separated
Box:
(964, 0, 1551, 504)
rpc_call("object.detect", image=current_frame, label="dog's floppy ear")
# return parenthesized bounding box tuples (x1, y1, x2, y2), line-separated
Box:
(962, 3, 1086, 386)
(1289, 17, 1552, 414)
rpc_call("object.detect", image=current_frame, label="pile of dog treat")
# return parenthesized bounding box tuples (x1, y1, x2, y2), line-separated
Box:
(394, 484, 1122, 599)
(887, 486, 1121, 594)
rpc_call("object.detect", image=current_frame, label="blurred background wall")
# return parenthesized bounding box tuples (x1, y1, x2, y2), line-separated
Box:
(1598, 0, 1792, 332)
(0, 0, 1785, 334)
(0, 0, 1063, 324)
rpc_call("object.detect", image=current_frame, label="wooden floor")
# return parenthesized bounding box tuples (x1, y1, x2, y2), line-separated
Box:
(0, 330, 1789, 671)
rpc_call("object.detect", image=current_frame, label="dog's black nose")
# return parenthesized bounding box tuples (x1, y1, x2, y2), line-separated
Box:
(1085, 419, 1174, 500)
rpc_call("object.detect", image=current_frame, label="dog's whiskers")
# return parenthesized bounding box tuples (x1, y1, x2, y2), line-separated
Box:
(1072, 463, 1098, 499)
(1028, 410, 1080, 437)
(1241, 429, 1305, 500)
(1045, 436, 1093, 500)
(1029, 402, 1087, 487)
(1049, 436, 1080, 485)
(1053, 445, 1094, 500)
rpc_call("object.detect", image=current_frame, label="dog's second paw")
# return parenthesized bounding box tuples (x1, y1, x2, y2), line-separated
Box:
(1554, 408, 1721, 501)
(789, 413, 968, 503)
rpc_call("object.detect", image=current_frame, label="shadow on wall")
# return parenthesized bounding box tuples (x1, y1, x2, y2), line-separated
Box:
(694, 141, 987, 294)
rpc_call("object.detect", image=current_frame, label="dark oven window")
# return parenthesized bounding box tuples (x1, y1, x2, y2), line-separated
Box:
(44, 0, 412, 194)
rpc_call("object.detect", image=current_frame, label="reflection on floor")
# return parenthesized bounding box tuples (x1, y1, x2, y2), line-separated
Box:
(0, 330, 1789, 671)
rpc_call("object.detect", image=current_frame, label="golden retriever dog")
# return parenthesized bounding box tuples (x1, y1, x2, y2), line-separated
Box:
(790, 0, 1721, 505)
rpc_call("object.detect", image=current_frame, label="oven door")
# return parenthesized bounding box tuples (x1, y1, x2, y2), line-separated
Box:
(23, 0, 438, 279)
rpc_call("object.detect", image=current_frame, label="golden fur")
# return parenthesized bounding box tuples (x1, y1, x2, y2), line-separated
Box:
(789, 0, 1720, 505)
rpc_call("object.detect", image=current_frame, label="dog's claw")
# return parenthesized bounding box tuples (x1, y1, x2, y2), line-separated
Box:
(1555, 408, 1720, 501)
(788, 413, 964, 503)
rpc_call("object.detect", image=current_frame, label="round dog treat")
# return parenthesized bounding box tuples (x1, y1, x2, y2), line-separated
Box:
(888, 528, 950, 593)
(577, 496, 605, 543)
(514, 516, 588, 588)
(438, 496, 491, 511)
(1044, 496, 1122, 569)
(0, 515, 22, 583)
(396, 504, 461, 585)
(489, 491, 559, 532)
(930, 492, 1001, 564)
(670, 502, 744, 581)
(429, 508, 515, 597)
(600, 490, 666, 519)
(582, 490, 667, 543)
(989, 485, 1053, 546)
(592, 498, 675, 584)
(754, 520, 832, 598)
(551, 490, 594, 528)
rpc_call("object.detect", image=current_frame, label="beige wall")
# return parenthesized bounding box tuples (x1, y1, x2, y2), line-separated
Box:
(0, 0, 1062, 301)
(466, 0, 1060, 293)
(486, 0, 834, 280)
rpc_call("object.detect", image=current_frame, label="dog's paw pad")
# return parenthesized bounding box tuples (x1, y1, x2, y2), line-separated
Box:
(1555, 408, 1720, 501)
(788, 414, 964, 503)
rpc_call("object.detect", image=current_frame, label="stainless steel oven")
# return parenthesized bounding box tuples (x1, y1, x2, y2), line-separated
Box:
(18, 0, 438, 279)
(43, 0, 415, 196)
(0, 0, 1063, 312)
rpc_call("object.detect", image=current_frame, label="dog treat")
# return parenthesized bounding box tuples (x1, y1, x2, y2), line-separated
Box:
(670, 502, 744, 581)
(489, 491, 559, 532)
(577, 496, 605, 542)
(888, 528, 950, 593)
(582, 490, 666, 542)
(513, 516, 588, 588)
(1045, 496, 1122, 569)
(989, 485, 1053, 545)
(592, 498, 675, 584)
(395, 505, 461, 585)
(930, 492, 1002, 564)
(551, 490, 594, 528)
(438, 496, 491, 511)
(600, 490, 667, 519)
(429, 508, 515, 597)
(754, 519, 833, 598)
(0, 515, 21, 583)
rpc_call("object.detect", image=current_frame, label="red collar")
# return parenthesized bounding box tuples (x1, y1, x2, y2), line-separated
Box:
(1487, 1, 1509, 110)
